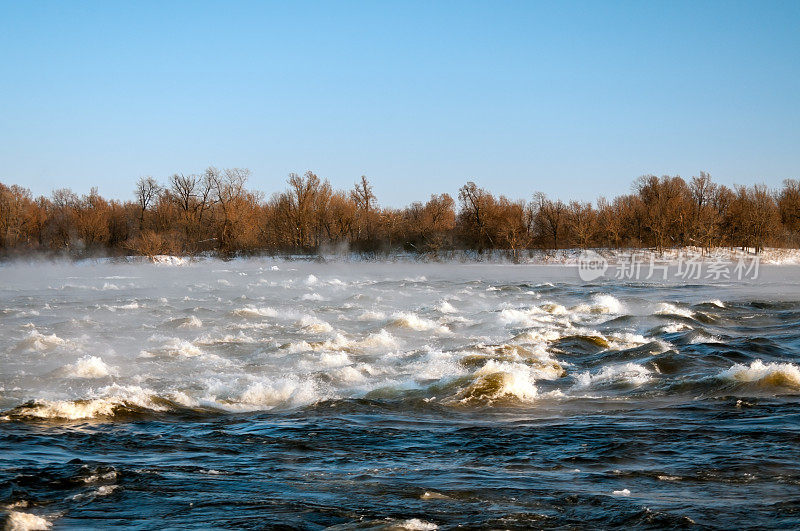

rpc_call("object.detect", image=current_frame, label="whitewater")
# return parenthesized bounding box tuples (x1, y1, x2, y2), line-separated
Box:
(2, 259, 800, 529)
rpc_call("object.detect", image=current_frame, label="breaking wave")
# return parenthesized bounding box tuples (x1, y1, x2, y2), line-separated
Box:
(574, 363, 653, 389)
(61, 356, 117, 378)
(719, 360, 800, 389)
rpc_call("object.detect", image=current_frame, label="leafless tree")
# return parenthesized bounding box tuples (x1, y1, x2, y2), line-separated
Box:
(135, 176, 162, 230)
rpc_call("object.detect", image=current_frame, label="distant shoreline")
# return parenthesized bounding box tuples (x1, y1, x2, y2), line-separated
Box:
(4, 172, 800, 260)
(4, 246, 800, 266)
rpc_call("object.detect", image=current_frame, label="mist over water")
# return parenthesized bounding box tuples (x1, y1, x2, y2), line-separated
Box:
(2, 260, 800, 528)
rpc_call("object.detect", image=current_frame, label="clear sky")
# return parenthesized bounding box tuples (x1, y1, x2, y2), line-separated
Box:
(1, 0, 798, 206)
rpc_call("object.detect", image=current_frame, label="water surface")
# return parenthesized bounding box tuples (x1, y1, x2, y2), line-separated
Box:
(2, 261, 800, 529)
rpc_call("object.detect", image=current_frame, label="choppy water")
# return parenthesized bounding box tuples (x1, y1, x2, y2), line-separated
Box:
(2, 260, 800, 529)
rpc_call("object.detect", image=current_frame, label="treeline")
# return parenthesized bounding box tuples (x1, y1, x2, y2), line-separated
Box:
(2, 169, 800, 259)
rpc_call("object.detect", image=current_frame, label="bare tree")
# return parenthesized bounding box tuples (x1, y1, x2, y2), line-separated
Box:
(533, 192, 567, 249)
(458, 182, 495, 251)
(282, 171, 332, 249)
(778, 179, 800, 245)
(169, 173, 199, 214)
(350, 175, 378, 244)
(134, 176, 162, 230)
(567, 200, 596, 249)
(634, 175, 690, 251)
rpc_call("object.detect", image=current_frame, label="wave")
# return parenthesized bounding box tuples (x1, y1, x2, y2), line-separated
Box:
(357, 310, 386, 321)
(606, 332, 665, 351)
(498, 307, 566, 328)
(719, 360, 800, 389)
(592, 294, 625, 314)
(391, 312, 450, 333)
(436, 300, 457, 314)
(61, 355, 117, 378)
(232, 305, 278, 318)
(453, 350, 567, 405)
(459, 344, 564, 374)
(0, 377, 326, 421)
(574, 363, 652, 389)
(539, 302, 569, 315)
(141, 337, 204, 358)
(2, 385, 168, 420)
(282, 330, 398, 354)
(4, 510, 53, 530)
(195, 331, 256, 345)
(298, 315, 334, 333)
(655, 303, 694, 319)
(13, 329, 67, 352)
(177, 315, 203, 329)
(103, 301, 140, 311)
(655, 323, 693, 334)
(571, 294, 625, 315)
(456, 360, 540, 404)
(511, 329, 564, 344)
(235, 378, 323, 410)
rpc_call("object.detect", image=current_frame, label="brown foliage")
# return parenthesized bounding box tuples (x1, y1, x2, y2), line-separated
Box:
(1, 169, 797, 258)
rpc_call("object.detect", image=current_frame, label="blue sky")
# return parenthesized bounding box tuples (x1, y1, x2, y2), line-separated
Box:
(1, 0, 798, 206)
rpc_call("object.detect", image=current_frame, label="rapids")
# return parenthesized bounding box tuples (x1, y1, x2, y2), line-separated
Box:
(2, 260, 800, 528)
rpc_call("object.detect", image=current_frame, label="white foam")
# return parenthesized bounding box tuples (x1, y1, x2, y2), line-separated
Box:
(141, 337, 204, 358)
(658, 323, 692, 334)
(9, 385, 164, 420)
(460, 360, 541, 403)
(606, 332, 663, 351)
(655, 303, 694, 319)
(232, 306, 278, 318)
(719, 360, 800, 388)
(512, 329, 564, 344)
(63, 356, 117, 378)
(420, 491, 450, 500)
(573, 294, 625, 315)
(178, 316, 203, 329)
(498, 306, 561, 327)
(317, 351, 351, 367)
(105, 301, 140, 311)
(392, 312, 449, 333)
(357, 310, 386, 321)
(689, 332, 724, 344)
(409, 349, 466, 381)
(331, 365, 368, 384)
(14, 330, 67, 352)
(574, 363, 652, 388)
(283, 329, 398, 355)
(359, 329, 398, 349)
(437, 301, 457, 314)
(591, 294, 625, 314)
(195, 332, 256, 344)
(298, 315, 334, 333)
(237, 378, 322, 410)
(398, 519, 438, 531)
(5, 511, 53, 530)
